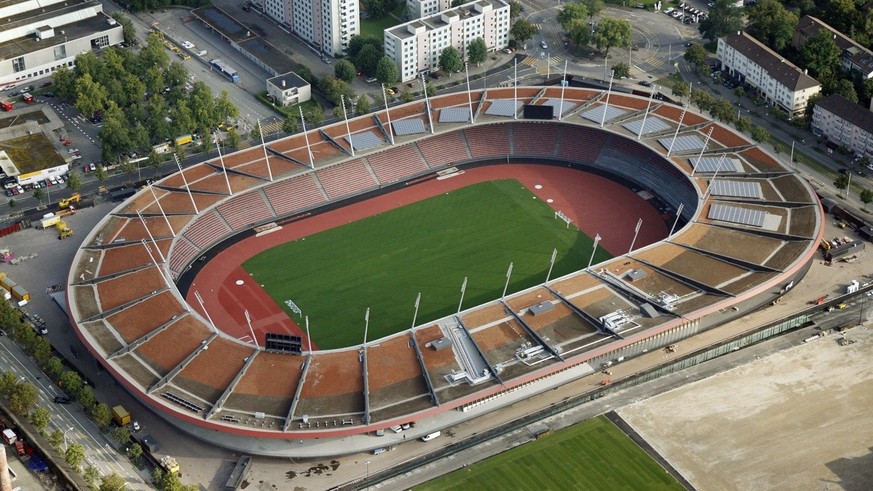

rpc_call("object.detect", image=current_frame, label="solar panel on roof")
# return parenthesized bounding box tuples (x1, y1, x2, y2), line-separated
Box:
(691, 156, 743, 173)
(346, 131, 384, 151)
(622, 116, 670, 136)
(708, 203, 766, 227)
(657, 134, 705, 153)
(710, 180, 763, 199)
(439, 107, 470, 123)
(485, 100, 522, 117)
(392, 119, 426, 136)
(542, 98, 576, 115)
(581, 105, 627, 123)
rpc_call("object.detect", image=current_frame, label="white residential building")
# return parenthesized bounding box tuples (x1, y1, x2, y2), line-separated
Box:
(385, 0, 510, 83)
(262, 0, 358, 56)
(0, 0, 123, 87)
(717, 32, 821, 116)
(406, 0, 452, 19)
(812, 94, 873, 160)
(792, 16, 873, 80)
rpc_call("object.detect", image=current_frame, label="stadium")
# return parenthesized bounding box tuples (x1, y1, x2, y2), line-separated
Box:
(66, 86, 823, 457)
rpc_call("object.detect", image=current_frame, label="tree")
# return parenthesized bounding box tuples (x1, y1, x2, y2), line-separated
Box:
(43, 357, 65, 379)
(820, 0, 855, 34)
(735, 115, 753, 133)
(215, 90, 239, 123)
(861, 189, 873, 210)
(6, 199, 14, 209)
(508, 0, 522, 18)
(52, 66, 77, 100)
(140, 32, 170, 73)
(557, 2, 589, 31)
(438, 46, 463, 74)
(8, 380, 39, 416)
(78, 385, 96, 411)
(99, 101, 132, 163)
(683, 44, 708, 71)
(348, 36, 383, 61)
(834, 79, 859, 104)
(451, 0, 464, 6)
(250, 124, 262, 141)
(94, 165, 109, 183)
(59, 370, 84, 397)
(510, 19, 539, 45)
(711, 97, 736, 122)
(356, 94, 371, 116)
(580, 0, 602, 20)
(92, 402, 112, 429)
(751, 125, 770, 143)
(834, 173, 849, 193)
(566, 18, 591, 47)
(425, 83, 436, 97)
(334, 59, 356, 82)
(75, 74, 108, 117)
(592, 18, 631, 56)
(84, 465, 101, 490)
(745, 0, 798, 51)
(172, 100, 196, 137)
(100, 473, 127, 491)
(734, 86, 745, 100)
(375, 56, 398, 84)
(363, 0, 399, 18)
(320, 76, 356, 106)
(30, 407, 51, 435)
(801, 30, 841, 80)
(672, 80, 690, 99)
(225, 128, 240, 149)
(356, 45, 383, 76)
(611, 62, 630, 79)
(128, 443, 143, 466)
(467, 38, 488, 66)
(49, 429, 64, 452)
(698, 0, 743, 41)
(32, 188, 45, 205)
(66, 443, 86, 472)
(113, 426, 131, 446)
(690, 87, 715, 112)
(111, 12, 137, 45)
(146, 151, 162, 177)
(305, 105, 325, 126)
(66, 171, 83, 192)
(282, 114, 299, 134)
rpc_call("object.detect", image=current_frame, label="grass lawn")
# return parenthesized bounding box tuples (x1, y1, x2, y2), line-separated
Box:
(244, 179, 610, 349)
(415, 415, 684, 491)
(359, 13, 402, 40)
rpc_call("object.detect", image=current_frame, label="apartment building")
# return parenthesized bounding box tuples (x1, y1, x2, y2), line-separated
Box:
(717, 32, 821, 116)
(406, 0, 452, 19)
(0, 0, 123, 87)
(385, 0, 510, 83)
(262, 0, 358, 56)
(792, 15, 873, 80)
(812, 94, 873, 159)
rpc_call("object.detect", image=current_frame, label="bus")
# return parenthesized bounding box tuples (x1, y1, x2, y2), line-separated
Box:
(210, 59, 240, 83)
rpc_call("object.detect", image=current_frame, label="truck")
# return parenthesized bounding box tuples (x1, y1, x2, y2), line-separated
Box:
(112, 405, 131, 426)
(21, 93, 33, 104)
(159, 456, 180, 474)
(40, 215, 61, 229)
(0, 100, 12, 111)
(174, 134, 193, 147)
(56, 219, 73, 239)
(2, 428, 16, 444)
(59, 193, 80, 209)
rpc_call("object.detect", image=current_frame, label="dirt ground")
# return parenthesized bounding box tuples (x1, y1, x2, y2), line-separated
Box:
(618, 326, 873, 491)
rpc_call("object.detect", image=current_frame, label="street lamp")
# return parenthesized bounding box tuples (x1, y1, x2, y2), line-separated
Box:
(365, 460, 371, 490)
(63, 426, 74, 450)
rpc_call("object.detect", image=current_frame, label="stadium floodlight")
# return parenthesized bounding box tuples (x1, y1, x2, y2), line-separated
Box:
(457, 276, 468, 315)
(789, 140, 795, 170)
(587, 234, 602, 271)
(703, 154, 727, 200)
(381, 84, 395, 145)
(464, 63, 475, 125)
(545, 248, 558, 284)
(244, 309, 259, 349)
(420, 72, 435, 133)
(305, 316, 312, 353)
(669, 203, 685, 236)
(363, 307, 370, 347)
(628, 218, 643, 255)
(214, 131, 233, 196)
(299, 106, 315, 168)
(141, 239, 190, 312)
(147, 183, 175, 237)
(411, 292, 421, 330)
(137, 210, 166, 263)
(559, 60, 568, 121)
(638, 87, 657, 140)
(690, 126, 714, 177)
(174, 154, 199, 214)
(513, 58, 518, 120)
(341, 94, 354, 157)
(194, 290, 218, 333)
(257, 120, 274, 181)
(666, 108, 687, 158)
(502, 262, 514, 300)
(600, 70, 615, 128)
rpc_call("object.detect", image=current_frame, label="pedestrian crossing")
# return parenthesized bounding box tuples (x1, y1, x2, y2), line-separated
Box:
(520, 55, 565, 68)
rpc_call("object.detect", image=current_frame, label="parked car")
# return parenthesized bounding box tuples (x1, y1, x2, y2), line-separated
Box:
(53, 396, 71, 404)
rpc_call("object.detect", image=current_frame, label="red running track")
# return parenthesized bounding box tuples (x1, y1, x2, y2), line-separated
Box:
(186, 164, 668, 348)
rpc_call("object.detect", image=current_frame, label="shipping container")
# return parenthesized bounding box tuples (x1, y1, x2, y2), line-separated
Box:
(0, 276, 16, 292)
(11, 285, 29, 301)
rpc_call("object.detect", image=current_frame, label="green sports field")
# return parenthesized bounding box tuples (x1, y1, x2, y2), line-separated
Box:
(415, 416, 684, 491)
(243, 179, 611, 349)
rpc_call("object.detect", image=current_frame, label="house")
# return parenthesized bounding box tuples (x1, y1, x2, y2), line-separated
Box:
(266, 72, 311, 107)
(792, 15, 873, 80)
(811, 94, 873, 160)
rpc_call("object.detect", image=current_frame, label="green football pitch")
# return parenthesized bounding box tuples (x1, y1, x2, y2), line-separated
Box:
(415, 415, 684, 491)
(243, 179, 611, 349)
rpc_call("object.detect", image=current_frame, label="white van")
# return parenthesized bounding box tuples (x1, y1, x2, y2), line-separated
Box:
(421, 431, 441, 442)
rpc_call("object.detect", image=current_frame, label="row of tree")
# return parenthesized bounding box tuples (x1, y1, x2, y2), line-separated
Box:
(52, 32, 240, 164)
(553, 1, 631, 56)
